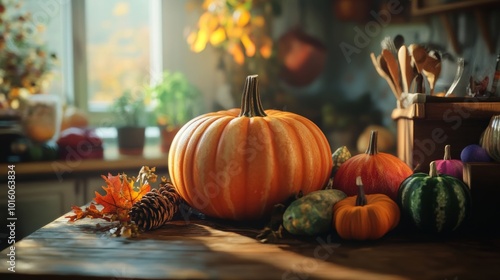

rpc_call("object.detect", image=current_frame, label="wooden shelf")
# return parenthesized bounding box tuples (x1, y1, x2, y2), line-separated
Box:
(412, 0, 500, 54)
(412, 0, 500, 16)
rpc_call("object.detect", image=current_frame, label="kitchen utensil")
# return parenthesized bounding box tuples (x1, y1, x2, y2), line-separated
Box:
(445, 57, 465, 97)
(393, 34, 404, 51)
(381, 36, 398, 58)
(379, 54, 398, 97)
(409, 44, 427, 74)
(409, 62, 425, 94)
(382, 49, 402, 96)
(422, 50, 441, 96)
(398, 45, 415, 93)
(370, 52, 400, 104)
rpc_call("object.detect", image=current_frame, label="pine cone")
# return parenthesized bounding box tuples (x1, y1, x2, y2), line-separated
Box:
(129, 181, 183, 231)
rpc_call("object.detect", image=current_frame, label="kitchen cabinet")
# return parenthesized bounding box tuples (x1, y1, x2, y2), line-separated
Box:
(0, 180, 76, 245)
(0, 146, 169, 249)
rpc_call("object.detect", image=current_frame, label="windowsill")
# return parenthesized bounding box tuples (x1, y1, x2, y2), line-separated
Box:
(2, 128, 169, 179)
(96, 126, 160, 145)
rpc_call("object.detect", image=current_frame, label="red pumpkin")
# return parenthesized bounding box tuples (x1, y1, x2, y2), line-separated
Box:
(168, 75, 332, 220)
(333, 130, 412, 201)
(435, 145, 463, 180)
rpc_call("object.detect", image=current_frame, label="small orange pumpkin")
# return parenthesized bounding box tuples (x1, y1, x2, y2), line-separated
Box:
(333, 176, 400, 240)
(168, 75, 332, 220)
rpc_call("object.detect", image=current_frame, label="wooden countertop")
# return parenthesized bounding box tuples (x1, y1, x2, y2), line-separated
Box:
(2, 208, 500, 280)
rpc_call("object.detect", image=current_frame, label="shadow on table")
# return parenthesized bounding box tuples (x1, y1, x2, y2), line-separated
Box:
(6, 212, 500, 280)
(187, 217, 500, 280)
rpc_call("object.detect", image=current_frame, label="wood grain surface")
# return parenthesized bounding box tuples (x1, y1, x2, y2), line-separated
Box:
(1, 210, 500, 280)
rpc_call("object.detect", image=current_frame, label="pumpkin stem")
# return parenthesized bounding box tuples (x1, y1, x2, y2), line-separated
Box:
(239, 75, 267, 117)
(365, 130, 378, 155)
(443, 145, 451, 160)
(429, 161, 438, 177)
(355, 176, 367, 206)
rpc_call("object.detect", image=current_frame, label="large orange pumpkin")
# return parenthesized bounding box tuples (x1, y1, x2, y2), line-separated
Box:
(333, 130, 412, 201)
(168, 75, 332, 220)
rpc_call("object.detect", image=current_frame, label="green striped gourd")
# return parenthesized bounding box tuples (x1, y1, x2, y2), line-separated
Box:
(283, 189, 347, 236)
(397, 161, 471, 234)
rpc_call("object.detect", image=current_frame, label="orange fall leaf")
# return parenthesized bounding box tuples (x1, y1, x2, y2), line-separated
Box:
(94, 173, 151, 215)
(65, 203, 105, 222)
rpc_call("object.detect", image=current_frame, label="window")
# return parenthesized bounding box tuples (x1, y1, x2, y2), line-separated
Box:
(85, 0, 153, 112)
(19, 0, 215, 129)
(71, 0, 161, 126)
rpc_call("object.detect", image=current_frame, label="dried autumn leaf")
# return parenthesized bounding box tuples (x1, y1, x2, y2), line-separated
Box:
(65, 205, 85, 222)
(66, 167, 158, 237)
(65, 203, 104, 222)
(191, 28, 209, 53)
(226, 25, 243, 39)
(206, 15, 219, 32)
(229, 43, 245, 65)
(259, 36, 273, 58)
(252, 15, 265, 28)
(241, 33, 256, 57)
(234, 8, 251, 27)
(94, 173, 150, 215)
(210, 27, 226, 46)
(198, 11, 212, 27)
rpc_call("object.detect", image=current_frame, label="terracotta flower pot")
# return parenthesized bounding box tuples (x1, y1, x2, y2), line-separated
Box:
(117, 126, 145, 156)
(160, 126, 180, 154)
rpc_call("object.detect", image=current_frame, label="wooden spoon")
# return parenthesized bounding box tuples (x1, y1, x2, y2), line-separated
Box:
(408, 44, 427, 74)
(370, 52, 400, 103)
(398, 45, 415, 93)
(382, 49, 402, 97)
(422, 51, 442, 96)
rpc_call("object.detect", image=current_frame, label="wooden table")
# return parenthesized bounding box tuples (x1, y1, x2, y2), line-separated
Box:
(2, 209, 500, 280)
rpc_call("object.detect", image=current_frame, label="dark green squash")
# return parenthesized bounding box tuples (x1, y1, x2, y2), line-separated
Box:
(397, 161, 471, 234)
(283, 189, 347, 236)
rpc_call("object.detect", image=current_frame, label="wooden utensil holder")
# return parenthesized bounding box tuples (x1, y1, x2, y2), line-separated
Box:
(391, 96, 500, 173)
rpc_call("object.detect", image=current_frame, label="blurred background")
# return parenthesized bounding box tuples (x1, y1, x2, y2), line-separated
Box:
(2, 0, 500, 155)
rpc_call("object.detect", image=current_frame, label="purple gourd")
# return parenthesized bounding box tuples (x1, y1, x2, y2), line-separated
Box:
(435, 145, 463, 180)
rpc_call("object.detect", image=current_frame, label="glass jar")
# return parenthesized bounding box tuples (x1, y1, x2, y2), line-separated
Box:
(23, 94, 62, 143)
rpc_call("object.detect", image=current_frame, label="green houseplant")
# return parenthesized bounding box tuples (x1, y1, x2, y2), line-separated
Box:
(147, 71, 204, 153)
(111, 90, 147, 155)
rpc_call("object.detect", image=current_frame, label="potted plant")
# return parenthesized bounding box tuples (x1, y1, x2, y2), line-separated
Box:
(111, 90, 147, 155)
(147, 71, 204, 153)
